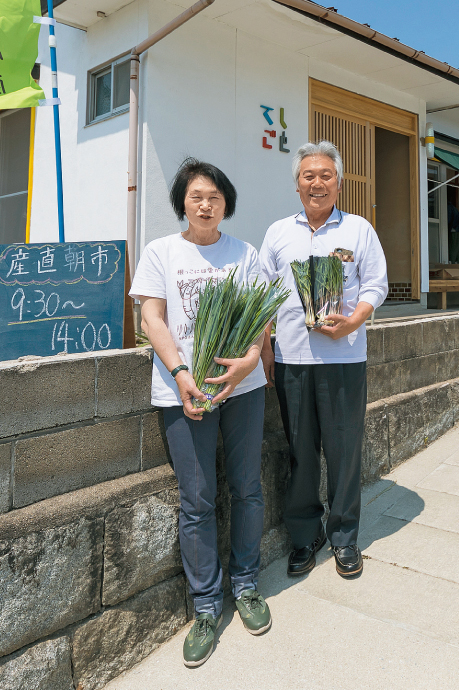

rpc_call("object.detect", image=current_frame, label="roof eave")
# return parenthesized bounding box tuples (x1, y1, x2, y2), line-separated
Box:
(274, 0, 459, 88)
(41, 0, 67, 14)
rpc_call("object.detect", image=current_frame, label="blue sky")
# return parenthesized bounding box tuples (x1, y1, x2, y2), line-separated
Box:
(334, 1, 458, 68)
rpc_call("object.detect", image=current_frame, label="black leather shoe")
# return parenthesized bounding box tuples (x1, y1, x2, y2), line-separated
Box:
(333, 544, 363, 577)
(287, 527, 327, 576)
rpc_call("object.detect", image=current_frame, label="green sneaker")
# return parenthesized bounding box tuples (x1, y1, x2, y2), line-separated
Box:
(183, 612, 222, 667)
(235, 589, 272, 635)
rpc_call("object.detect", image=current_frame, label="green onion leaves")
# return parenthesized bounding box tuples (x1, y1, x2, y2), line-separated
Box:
(192, 269, 290, 412)
(291, 256, 344, 330)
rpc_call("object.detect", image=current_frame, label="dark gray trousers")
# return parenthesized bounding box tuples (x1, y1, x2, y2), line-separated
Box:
(275, 361, 366, 549)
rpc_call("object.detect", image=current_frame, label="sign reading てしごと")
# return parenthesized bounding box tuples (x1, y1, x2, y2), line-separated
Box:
(0, 241, 128, 362)
(260, 105, 290, 153)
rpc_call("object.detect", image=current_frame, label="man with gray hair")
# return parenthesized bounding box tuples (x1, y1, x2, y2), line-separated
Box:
(259, 141, 387, 577)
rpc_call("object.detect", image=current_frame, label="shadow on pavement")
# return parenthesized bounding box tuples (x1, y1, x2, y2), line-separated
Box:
(358, 478, 425, 549)
(257, 478, 425, 601)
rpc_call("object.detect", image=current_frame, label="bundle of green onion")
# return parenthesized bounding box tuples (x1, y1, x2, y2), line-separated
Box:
(314, 256, 343, 324)
(291, 256, 344, 330)
(291, 260, 315, 329)
(192, 270, 290, 412)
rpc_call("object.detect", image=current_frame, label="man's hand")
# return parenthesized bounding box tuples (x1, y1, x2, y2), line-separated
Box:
(174, 369, 207, 421)
(261, 347, 275, 388)
(260, 323, 275, 388)
(316, 313, 358, 340)
(204, 347, 260, 404)
(316, 301, 374, 340)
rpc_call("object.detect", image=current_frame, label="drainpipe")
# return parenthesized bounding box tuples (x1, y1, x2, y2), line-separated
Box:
(127, 0, 215, 280)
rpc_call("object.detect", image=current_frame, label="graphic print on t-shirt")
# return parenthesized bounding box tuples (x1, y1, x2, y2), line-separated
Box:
(177, 277, 206, 321)
(176, 267, 229, 341)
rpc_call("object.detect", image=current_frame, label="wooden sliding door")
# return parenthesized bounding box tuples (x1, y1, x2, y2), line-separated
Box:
(313, 107, 374, 222)
(309, 79, 420, 299)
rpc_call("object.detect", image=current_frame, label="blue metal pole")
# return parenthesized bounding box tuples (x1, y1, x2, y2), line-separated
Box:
(47, 0, 65, 242)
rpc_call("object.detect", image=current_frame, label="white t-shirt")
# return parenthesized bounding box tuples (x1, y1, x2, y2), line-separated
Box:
(130, 232, 267, 406)
(259, 207, 388, 364)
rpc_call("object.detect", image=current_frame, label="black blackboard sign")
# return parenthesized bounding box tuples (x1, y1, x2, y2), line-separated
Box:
(0, 241, 128, 362)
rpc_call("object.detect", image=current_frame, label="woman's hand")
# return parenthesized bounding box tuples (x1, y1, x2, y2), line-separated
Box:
(175, 369, 207, 420)
(139, 297, 207, 421)
(204, 346, 260, 404)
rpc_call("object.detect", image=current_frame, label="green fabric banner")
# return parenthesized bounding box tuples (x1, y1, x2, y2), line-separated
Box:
(0, 0, 46, 109)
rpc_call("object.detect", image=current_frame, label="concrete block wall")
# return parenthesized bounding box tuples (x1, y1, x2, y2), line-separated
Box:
(0, 348, 168, 513)
(1, 314, 457, 514)
(366, 315, 459, 403)
(1, 314, 459, 689)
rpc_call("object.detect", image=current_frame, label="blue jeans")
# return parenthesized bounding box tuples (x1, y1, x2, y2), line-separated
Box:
(163, 387, 265, 617)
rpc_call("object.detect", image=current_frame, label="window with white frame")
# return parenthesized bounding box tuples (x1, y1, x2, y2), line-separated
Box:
(428, 163, 441, 264)
(428, 162, 450, 265)
(88, 55, 130, 124)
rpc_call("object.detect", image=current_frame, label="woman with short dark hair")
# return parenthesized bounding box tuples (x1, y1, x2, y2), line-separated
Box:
(130, 158, 271, 668)
(169, 158, 238, 220)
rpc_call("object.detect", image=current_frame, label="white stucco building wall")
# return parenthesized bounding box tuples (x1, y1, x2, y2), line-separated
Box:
(29, 0, 450, 299)
(30, 1, 150, 245)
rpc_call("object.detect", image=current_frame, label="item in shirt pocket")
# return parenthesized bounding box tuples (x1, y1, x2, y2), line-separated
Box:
(291, 255, 344, 331)
(329, 247, 354, 262)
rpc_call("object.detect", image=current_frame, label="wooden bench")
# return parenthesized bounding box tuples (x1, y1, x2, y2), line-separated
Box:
(429, 265, 459, 309)
(429, 280, 459, 309)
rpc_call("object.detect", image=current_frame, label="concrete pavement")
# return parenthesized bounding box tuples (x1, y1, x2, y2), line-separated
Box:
(103, 424, 459, 690)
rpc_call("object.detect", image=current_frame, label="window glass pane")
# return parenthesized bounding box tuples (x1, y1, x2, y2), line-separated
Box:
(428, 177, 439, 219)
(113, 60, 130, 110)
(428, 221, 440, 264)
(0, 193, 27, 244)
(95, 70, 111, 118)
(447, 167, 459, 202)
(0, 109, 31, 196)
(427, 164, 439, 181)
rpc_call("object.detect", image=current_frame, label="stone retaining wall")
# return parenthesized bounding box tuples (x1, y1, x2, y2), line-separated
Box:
(0, 419, 291, 690)
(1, 314, 459, 689)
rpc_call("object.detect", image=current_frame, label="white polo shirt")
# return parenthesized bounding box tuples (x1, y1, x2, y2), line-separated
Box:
(259, 207, 388, 364)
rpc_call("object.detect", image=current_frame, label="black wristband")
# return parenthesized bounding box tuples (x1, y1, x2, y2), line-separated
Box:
(170, 364, 189, 378)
